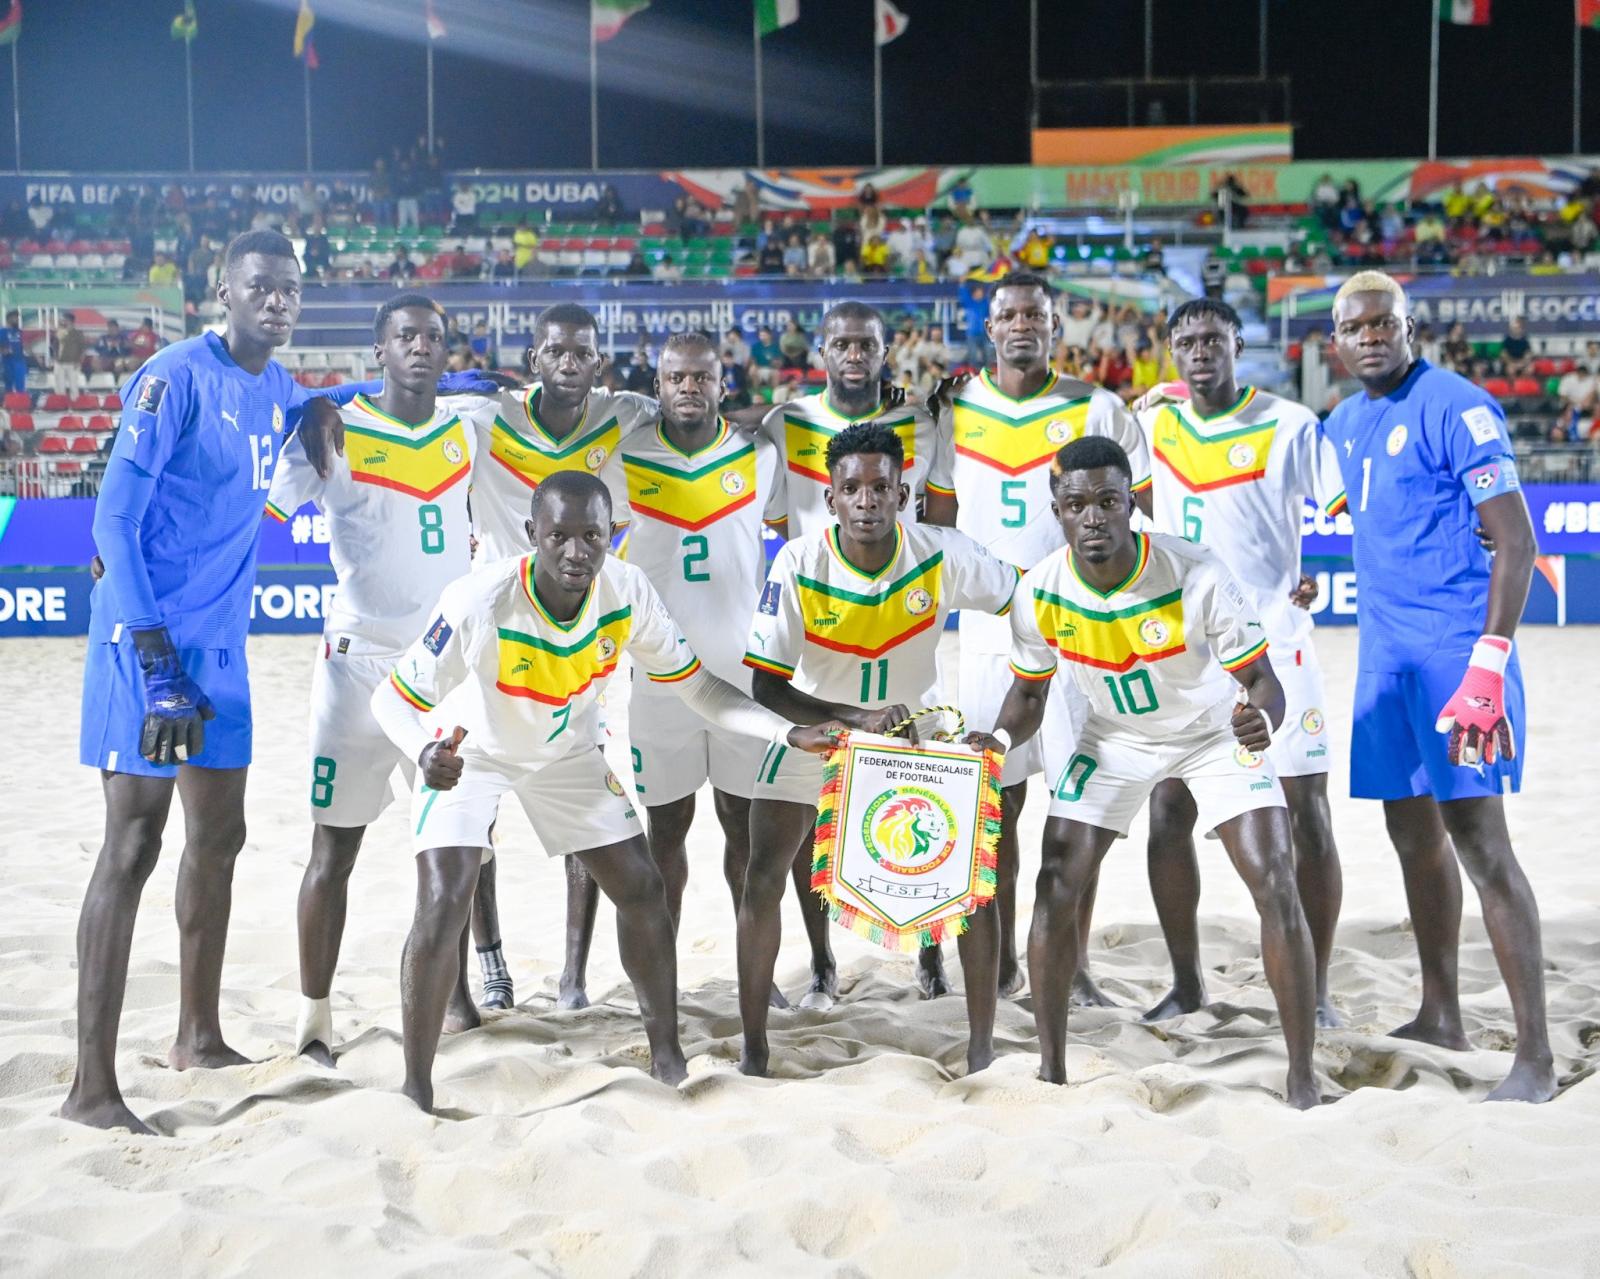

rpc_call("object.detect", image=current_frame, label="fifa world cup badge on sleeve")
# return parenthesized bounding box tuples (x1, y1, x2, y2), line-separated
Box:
(810, 728, 1003, 951)
(135, 376, 167, 414)
(423, 615, 453, 656)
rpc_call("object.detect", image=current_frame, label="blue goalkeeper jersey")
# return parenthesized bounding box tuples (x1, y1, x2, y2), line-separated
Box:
(89, 332, 311, 649)
(1318, 359, 1521, 673)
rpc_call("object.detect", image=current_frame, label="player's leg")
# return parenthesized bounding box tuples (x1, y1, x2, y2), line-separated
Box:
(558, 856, 600, 1010)
(740, 796, 814, 1075)
(1280, 774, 1343, 1028)
(994, 779, 1027, 997)
(575, 836, 687, 1084)
(643, 794, 696, 932)
(1142, 779, 1206, 1021)
(1436, 796, 1555, 1102)
(955, 901, 1000, 1073)
(400, 845, 483, 1113)
(295, 822, 366, 1064)
(788, 826, 838, 1009)
(632, 697, 711, 936)
(469, 851, 512, 1010)
(1213, 805, 1320, 1109)
(1031, 817, 1118, 1083)
(60, 771, 177, 1134)
(168, 763, 252, 1071)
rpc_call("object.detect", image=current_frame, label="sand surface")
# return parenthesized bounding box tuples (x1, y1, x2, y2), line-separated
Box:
(0, 627, 1597, 1277)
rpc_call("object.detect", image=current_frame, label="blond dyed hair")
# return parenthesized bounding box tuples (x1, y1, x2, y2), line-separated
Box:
(1333, 270, 1408, 314)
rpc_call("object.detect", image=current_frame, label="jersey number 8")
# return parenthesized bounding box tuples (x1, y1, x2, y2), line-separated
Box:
(418, 504, 445, 555)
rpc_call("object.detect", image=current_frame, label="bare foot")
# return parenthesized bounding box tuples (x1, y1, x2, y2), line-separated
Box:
(1141, 982, 1205, 1022)
(916, 948, 952, 1000)
(767, 983, 790, 1010)
(966, 1044, 995, 1075)
(797, 967, 837, 1012)
(443, 1000, 481, 1034)
(1285, 1074, 1322, 1110)
(998, 961, 1026, 999)
(401, 1079, 435, 1114)
(300, 1039, 336, 1069)
(59, 1093, 156, 1135)
(1038, 1060, 1067, 1085)
(1485, 1056, 1557, 1103)
(168, 1040, 250, 1071)
(1389, 1012, 1470, 1052)
(738, 1042, 769, 1077)
(1315, 997, 1344, 1030)
(556, 976, 590, 1011)
(649, 1053, 689, 1086)
(1071, 972, 1115, 1009)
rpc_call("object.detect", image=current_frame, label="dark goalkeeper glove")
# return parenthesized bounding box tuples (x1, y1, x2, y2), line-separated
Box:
(131, 626, 216, 765)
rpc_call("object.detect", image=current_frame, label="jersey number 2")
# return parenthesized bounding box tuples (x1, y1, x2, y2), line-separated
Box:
(682, 534, 710, 581)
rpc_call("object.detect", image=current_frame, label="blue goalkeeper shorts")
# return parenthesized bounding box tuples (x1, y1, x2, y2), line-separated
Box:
(1350, 647, 1525, 803)
(80, 632, 252, 777)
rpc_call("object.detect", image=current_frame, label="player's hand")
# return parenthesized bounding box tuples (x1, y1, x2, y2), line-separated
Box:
(1436, 639, 1514, 767)
(881, 384, 908, 411)
(853, 703, 916, 743)
(131, 625, 216, 765)
(1288, 573, 1318, 609)
(299, 395, 345, 480)
(419, 726, 468, 790)
(925, 371, 974, 419)
(962, 730, 1006, 756)
(1474, 524, 1498, 553)
(89, 554, 105, 582)
(1132, 380, 1189, 414)
(439, 369, 521, 394)
(1230, 701, 1272, 755)
(787, 720, 848, 755)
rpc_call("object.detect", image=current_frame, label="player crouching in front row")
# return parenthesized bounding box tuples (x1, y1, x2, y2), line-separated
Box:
(967, 437, 1323, 1109)
(369, 470, 843, 1113)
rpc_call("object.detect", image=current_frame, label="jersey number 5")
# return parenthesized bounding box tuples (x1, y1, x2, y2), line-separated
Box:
(1001, 480, 1027, 529)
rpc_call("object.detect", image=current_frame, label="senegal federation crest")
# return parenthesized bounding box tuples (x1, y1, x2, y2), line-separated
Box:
(443, 438, 464, 465)
(604, 770, 625, 797)
(1046, 419, 1073, 444)
(861, 787, 958, 876)
(271, 403, 285, 434)
(1301, 708, 1325, 734)
(905, 586, 933, 616)
(1386, 424, 1408, 456)
(596, 635, 618, 662)
(1234, 744, 1264, 769)
(1138, 616, 1170, 647)
(720, 469, 746, 495)
(585, 446, 608, 470)
(1227, 442, 1255, 470)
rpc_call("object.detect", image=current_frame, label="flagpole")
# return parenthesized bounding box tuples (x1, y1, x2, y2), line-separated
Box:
(1028, 0, 1038, 131)
(1258, 0, 1267, 78)
(427, 40, 435, 157)
(9, 41, 18, 173)
(754, 5, 765, 168)
(589, 10, 599, 171)
(303, 54, 313, 171)
(1427, 10, 1439, 160)
(184, 36, 195, 172)
(1575, 17, 1583, 155)
(873, 15, 883, 167)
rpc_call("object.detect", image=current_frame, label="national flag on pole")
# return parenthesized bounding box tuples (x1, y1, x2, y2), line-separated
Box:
(875, 0, 908, 44)
(592, 0, 649, 42)
(171, 0, 197, 42)
(756, 0, 798, 37)
(0, 0, 22, 47)
(1437, 0, 1489, 24)
(425, 0, 446, 40)
(293, 0, 315, 56)
(304, 38, 319, 69)
(1580, 0, 1600, 28)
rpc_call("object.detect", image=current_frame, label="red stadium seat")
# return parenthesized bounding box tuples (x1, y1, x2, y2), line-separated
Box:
(6, 412, 32, 431)
(38, 434, 67, 453)
(69, 435, 98, 454)
(1532, 357, 1557, 377)
(88, 413, 113, 430)
(1511, 377, 1542, 398)
(69, 393, 97, 410)
(3, 391, 29, 411)
(41, 393, 68, 411)
(103, 393, 121, 410)
(58, 414, 85, 432)
(52, 460, 82, 477)
(1481, 377, 1511, 399)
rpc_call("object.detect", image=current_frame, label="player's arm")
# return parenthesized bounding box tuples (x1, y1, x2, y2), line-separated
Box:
(922, 409, 957, 527)
(964, 576, 1051, 755)
(941, 529, 1022, 615)
(370, 585, 475, 787)
(1106, 394, 1154, 517)
(1433, 401, 1535, 767)
(1228, 652, 1285, 753)
(1198, 550, 1282, 740)
(93, 365, 217, 765)
(264, 430, 326, 525)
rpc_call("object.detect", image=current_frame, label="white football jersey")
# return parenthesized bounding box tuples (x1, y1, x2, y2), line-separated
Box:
(267, 393, 483, 653)
(460, 383, 657, 562)
(385, 554, 701, 771)
(943, 370, 1152, 654)
(1010, 532, 1268, 742)
(611, 419, 785, 688)
(1139, 386, 1347, 648)
(746, 521, 1017, 711)
(763, 391, 953, 539)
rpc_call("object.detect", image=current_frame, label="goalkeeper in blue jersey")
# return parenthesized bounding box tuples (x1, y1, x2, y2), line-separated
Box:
(1321, 271, 1553, 1104)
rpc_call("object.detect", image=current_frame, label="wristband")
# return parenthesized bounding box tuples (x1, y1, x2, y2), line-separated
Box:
(992, 728, 1012, 751)
(1470, 635, 1512, 675)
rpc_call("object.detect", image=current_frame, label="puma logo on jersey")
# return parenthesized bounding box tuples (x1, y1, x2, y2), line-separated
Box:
(510, 657, 532, 675)
(811, 609, 840, 628)
(221, 409, 239, 430)
(127, 425, 144, 444)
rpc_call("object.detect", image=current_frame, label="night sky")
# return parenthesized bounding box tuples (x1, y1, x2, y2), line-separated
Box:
(3, 0, 1592, 173)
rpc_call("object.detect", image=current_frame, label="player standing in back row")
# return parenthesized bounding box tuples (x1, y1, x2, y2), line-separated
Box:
(1136, 299, 1347, 1027)
(1321, 271, 1553, 1102)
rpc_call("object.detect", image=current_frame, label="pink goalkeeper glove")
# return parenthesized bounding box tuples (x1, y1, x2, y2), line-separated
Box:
(1435, 636, 1514, 767)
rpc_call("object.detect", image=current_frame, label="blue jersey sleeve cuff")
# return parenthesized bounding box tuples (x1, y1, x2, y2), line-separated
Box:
(1462, 454, 1521, 506)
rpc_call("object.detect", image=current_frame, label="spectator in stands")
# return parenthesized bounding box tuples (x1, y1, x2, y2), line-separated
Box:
(450, 184, 479, 234)
(422, 153, 449, 224)
(831, 212, 861, 275)
(146, 252, 179, 288)
(652, 252, 683, 282)
(0, 430, 19, 459)
(595, 183, 624, 225)
(52, 314, 87, 396)
(907, 249, 936, 283)
(734, 179, 761, 228)
(26, 194, 51, 234)
(952, 216, 992, 274)
(395, 156, 421, 230)
(807, 230, 836, 278)
(1312, 173, 1340, 228)
(488, 248, 516, 283)
(860, 200, 886, 241)
(91, 320, 128, 377)
(302, 220, 332, 279)
(126, 318, 161, 366)
(184, 239, 218, 306)
(757, 231, 786, 276)
(750, 325, 780, 391)
(1017, 227, 1053, 270)
(368, 158, 394, 228)
(623, 337, 656, 394)
(469, 321, 492, 366)
(958, 279, 987, 368)
(778, 319, 810, 372)
(386, 246, 417, 282)
(1441, 321, 1473, 371)
(293, 180, 323, 226)
(1213, 173, 1249, 229)
(670, 195, 708, 242)
(1200, 252, 1226, 299)
(1558, 351, 1600, 427)
(624, 250, 650, 278)
(857, 182, 881, 220)
(1060, 298, 1096, 350)
(0, 311, 25, 394)
(1096, 342, 1132, 395)
(1499, 317, 1533, 377)
(326, 182, 357, 227)
(1141, 238, 1167, 275)
(444, 243, 479, 280)
(513, 225, 539, 276)
(860, 233, 890, 276)
(1572, 209, 1598, 254)
(782, 231, 808, 277)
(1413, 323, 1442, 366)
(949, 175, 975, 221)
(721, 326, 751, 373)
